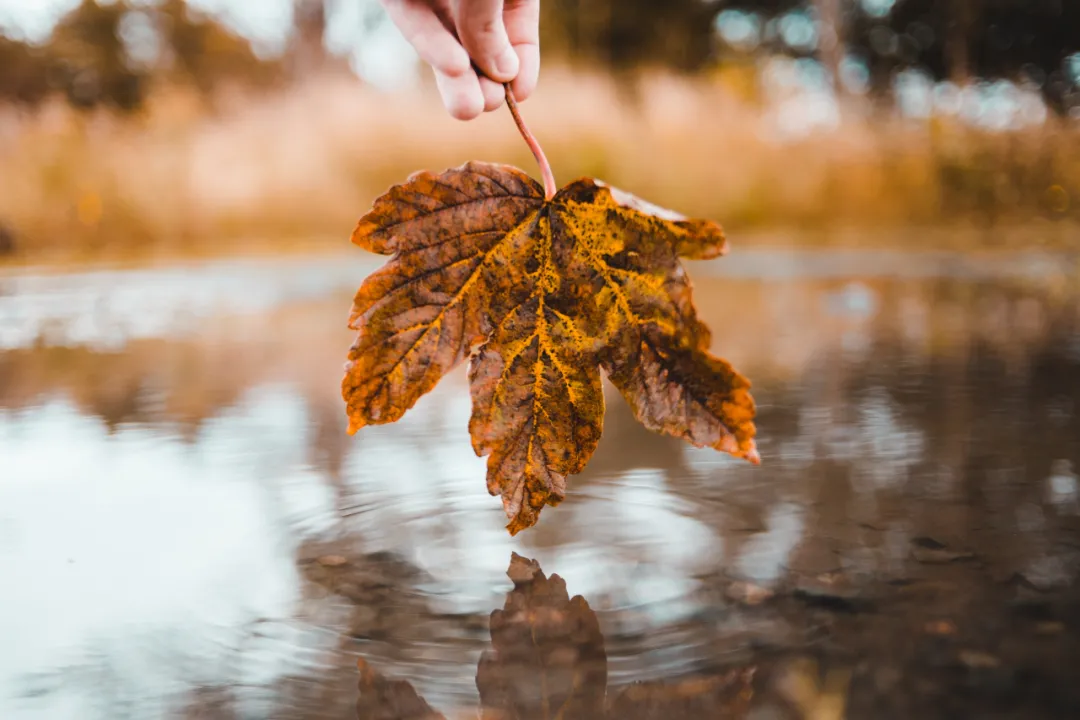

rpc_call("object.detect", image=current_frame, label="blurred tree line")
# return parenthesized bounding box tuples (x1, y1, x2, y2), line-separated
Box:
(1, 0, 1078, 114)
(541, 0, 1080, 113)
(0, 0, 331, 110)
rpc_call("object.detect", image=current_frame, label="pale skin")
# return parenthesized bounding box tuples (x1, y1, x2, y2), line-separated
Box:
(378, 0, 540, 120)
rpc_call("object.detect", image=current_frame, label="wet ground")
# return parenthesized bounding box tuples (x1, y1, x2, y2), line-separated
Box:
(1, 248, 1079, 719)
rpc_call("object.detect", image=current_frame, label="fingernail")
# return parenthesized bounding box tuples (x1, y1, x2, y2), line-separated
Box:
(494, 48, 519, 78)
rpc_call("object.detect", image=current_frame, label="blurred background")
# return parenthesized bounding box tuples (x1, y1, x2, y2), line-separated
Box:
(0, 0, 1079, 260)
(2, 2, 1080, 720)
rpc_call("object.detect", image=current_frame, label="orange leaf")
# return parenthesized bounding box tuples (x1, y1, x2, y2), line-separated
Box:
(343, 162, 758, 534)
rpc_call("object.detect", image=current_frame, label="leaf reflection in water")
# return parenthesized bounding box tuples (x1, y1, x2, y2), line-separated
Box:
(356, 553, 756, 720)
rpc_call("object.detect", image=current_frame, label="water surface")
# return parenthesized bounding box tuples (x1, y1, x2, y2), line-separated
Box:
(2, 248, 1079, 719)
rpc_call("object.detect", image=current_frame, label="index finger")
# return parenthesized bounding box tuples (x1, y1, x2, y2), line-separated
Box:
(381, 0, 471, 78)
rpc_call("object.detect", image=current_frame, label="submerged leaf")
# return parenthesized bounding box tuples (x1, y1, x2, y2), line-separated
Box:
(343, 162, 758, 534)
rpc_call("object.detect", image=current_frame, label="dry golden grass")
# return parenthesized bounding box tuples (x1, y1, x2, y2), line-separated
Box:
(1, 67, 1078, 263)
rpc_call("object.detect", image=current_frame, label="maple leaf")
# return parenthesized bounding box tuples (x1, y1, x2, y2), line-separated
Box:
(343, 87, 758, 535)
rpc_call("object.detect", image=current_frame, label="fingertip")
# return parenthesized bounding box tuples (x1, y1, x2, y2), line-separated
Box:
(448, 94, 484, 121)
(434, 68, 484, 121)
(489, 46, 519, 83)
(478, 76, 505, 113)
(453, 2, 517, 83)
(503, 0, 540, 93)
(449, 106, 480, 122)
(509, 44, 539, 101)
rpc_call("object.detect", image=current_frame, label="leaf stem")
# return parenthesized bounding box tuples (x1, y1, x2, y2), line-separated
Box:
(504, 84, 556, 200)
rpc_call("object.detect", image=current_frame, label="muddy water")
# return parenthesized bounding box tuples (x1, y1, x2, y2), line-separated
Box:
(1, 249, 1079, 720)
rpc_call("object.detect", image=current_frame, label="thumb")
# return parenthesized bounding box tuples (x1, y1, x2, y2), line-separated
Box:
(452, 0, 519, 83)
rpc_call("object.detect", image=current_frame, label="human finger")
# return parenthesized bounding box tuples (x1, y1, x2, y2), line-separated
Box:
(478, 76, 505, 112)
(452, 0, 519, 83)
(503, 0, 539, 100)
(381, 1, 484, 119)
(433, 66, 485, 120)
(381, 0, 471, 78)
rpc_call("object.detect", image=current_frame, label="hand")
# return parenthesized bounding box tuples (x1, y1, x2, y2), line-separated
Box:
(380, 0, 540, 120)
